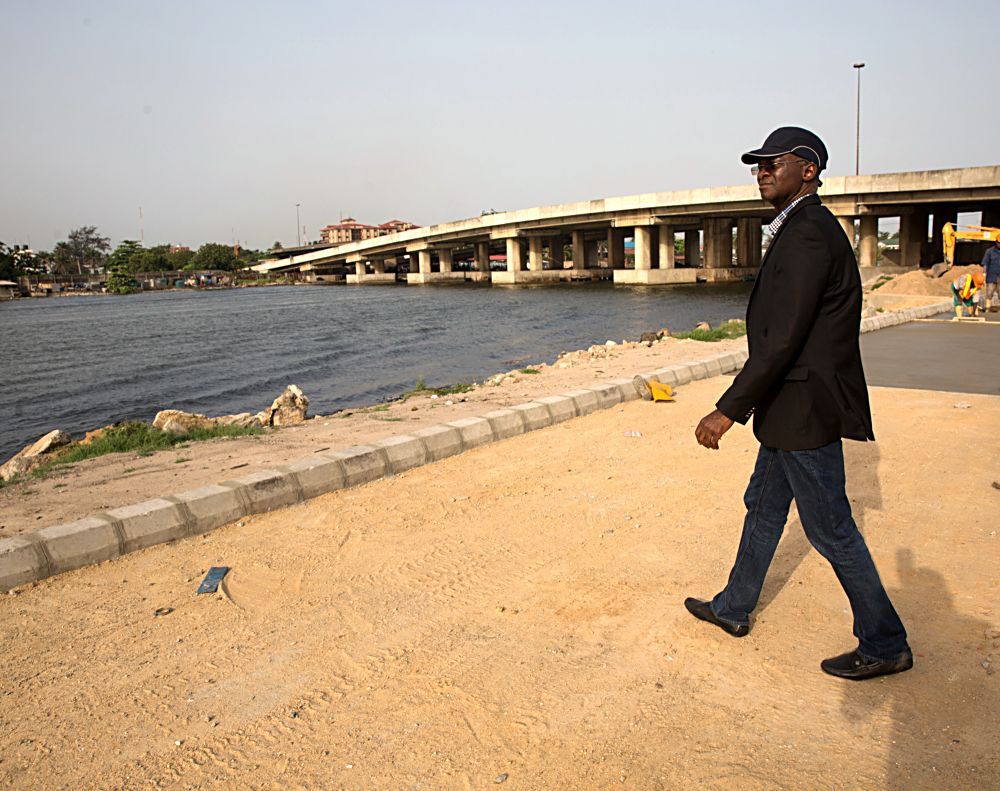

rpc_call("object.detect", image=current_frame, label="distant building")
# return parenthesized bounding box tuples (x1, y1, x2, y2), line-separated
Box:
(169, 245, 191, 253)
(319, 218, 418, 245)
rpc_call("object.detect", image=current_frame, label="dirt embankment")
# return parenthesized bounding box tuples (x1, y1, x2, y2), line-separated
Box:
(873, 264, 983, 296)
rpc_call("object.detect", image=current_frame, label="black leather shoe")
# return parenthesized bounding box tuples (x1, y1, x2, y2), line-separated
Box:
(684, 597, 749, 637)
(820, 649, 913, 680)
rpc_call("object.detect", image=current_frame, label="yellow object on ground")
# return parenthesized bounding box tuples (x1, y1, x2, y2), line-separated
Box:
(650, 380, 674, 402)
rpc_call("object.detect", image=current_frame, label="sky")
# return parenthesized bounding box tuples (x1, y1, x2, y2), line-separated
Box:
(2, 0, 997, 252)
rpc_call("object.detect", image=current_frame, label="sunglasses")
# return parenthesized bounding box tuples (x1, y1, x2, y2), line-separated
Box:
(751, 158, 810, 175)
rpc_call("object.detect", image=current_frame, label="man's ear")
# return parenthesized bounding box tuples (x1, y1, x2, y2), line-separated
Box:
(803, 162, 820, 183)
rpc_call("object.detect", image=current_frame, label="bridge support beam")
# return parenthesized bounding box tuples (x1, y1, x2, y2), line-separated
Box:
(506, 238, 523, 273)
(528, 237, 544, 271)
(899, 211, 927, 268)
(859, 216, 878, 268)
(607, 229, 626, 269)
(684, 230, 701, 267)
(634, 226, 653, 271)
(571, 231, 588, 269)
(736, 218, 762, 268)
(549, 236, 564, 269)
(658, 224, 676, 269)
(838, 217, 856, 248)
(438, 248, 453, 274)
(475, 243, 490, 274)
(703, 219, 733, 267)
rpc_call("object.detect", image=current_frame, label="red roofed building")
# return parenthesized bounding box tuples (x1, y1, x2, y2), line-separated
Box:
(319, 218, 419, 245)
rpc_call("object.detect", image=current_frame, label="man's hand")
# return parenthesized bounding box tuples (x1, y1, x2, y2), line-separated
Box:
(695, 409, 735, 450)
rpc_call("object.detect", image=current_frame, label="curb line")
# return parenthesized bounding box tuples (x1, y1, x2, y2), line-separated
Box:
(0, 301, 951, 591)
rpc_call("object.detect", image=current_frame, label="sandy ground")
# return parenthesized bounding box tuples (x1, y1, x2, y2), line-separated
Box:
(0, 335, 749, 538)
(1, 378, 997, 790)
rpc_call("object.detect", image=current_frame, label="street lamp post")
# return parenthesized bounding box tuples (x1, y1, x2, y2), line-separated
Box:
(853, 63, 865, 176)
(295, 204, 301, 247)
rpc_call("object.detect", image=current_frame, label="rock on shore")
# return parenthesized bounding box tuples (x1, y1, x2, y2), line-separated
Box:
(0, 429, 71, 481)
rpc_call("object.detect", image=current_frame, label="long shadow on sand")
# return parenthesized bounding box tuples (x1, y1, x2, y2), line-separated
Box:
(836, 548, 997, 788)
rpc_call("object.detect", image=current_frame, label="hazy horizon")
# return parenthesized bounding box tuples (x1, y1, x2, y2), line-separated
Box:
(3, 0, 997, 252)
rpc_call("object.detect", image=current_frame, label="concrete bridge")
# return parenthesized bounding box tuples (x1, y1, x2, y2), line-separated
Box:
(258, 165, 1000, 286)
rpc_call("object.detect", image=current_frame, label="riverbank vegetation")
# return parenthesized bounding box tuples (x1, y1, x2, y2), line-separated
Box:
(673, 319, 747, 342)
(2, 422, 263, 486)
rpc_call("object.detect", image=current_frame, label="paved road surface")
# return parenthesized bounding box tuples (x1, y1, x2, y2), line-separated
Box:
(861, 315, 1000, 395)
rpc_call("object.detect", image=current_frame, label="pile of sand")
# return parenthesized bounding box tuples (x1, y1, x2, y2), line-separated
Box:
(875, 263, 983, 296)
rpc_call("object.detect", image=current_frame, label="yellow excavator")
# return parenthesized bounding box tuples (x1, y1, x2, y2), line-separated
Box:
(941, 222, 1000, 265)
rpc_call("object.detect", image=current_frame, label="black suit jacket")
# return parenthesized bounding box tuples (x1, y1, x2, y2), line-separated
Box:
(716, 194, 875, 451)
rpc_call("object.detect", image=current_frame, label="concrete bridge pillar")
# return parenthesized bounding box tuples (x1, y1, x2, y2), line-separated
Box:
(438, 248, 454, 273)
(634, 226, 653, 271)
(418, 249, 432, 275)
(505, 238, 523, 272)
(837, 217, 856, 248)
(736, 218, 762, 268)
(354, 261, 366, 278)
(572, 231, 587, 269)
(373, 258, 389, 274)
(684, 230, 701, 267)
(859, 216, 878, 268)
(658, 224, 676, 269)
(703, 219, 733, 267)
(931, 207, 958, 264)
(607, 229, 626, 269)
(899, 211, 928, 268)
(549, 236, 564, 268)
(475, 243, 490, 274)
(528, 237, 544, 271)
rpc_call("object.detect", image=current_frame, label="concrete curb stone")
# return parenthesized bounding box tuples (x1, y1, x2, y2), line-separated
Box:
(535, 395, 577, 423)
(511, 402, 554, 432)
(0, 536, 48, 590)
(583, 383, 623, 410)
(36, 516, 121, 575)
(412, 425, 465, 462)
(222, 469, 302, 513)
(445, 417, 496, 449)
(607, 378, 642, 402)
(563, 389, 600, 416)
(172, 484, 248, 535)
(282, 455, 348, 500)
(373, 435, 428, 474)
(325, 445, 389, 487)
(484, 408, 527, 439)
(105, 498, 191, 553)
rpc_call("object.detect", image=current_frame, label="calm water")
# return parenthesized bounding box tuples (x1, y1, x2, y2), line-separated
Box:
(0, 282, 752, 459)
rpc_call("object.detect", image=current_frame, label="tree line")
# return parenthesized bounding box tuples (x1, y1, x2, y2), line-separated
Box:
(1, 226, 272, 283)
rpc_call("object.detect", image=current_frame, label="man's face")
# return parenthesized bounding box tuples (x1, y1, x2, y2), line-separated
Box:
(754, 157, 811, 207)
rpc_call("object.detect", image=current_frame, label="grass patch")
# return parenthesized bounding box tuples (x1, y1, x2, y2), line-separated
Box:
(52, 483, 67, 489)
(519, 367, 541, 375)
(28, 421, 262, 480)
(870, 275, 894, 290)
(673, 319, 747, 342)
(174, 457, 191, 464)
(399, 378, 474, 402)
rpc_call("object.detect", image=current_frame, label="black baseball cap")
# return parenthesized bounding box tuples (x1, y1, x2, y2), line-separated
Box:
(741, 126, 828, 171)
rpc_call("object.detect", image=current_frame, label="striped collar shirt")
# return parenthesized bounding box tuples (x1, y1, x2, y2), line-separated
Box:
(767, 193, 814, 236)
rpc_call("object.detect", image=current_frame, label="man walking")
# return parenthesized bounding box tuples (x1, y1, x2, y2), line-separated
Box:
(687, 127, 912, 680)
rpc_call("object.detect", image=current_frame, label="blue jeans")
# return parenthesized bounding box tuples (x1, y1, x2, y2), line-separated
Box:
(711, 441, 909, 660)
